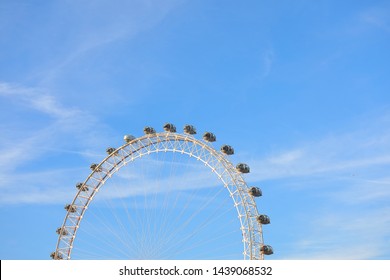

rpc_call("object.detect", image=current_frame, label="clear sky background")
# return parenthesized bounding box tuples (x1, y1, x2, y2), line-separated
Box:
(0, 0, 389, 260)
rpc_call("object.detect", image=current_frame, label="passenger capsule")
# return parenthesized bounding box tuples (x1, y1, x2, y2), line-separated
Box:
(90, 163, 102, 172)
(76, 183, 89, 192)
(203, 132, 216, 142)
(236, 163, 250, 173)
(64, 204, 77, 213)
(260, 245, 274, 255)
(123, 134, 135, 143)
(106, 147, 117, 155)
(248, 187, 262, 197)
(56, 227, 68, 236)
(143, 126, 156, 135)
(221, 145, 234, 155)
(184, 125, 196, 135)
(256, 215, 271, 225)
(163, 123, 176, 132)
(50, 252, 63, 260)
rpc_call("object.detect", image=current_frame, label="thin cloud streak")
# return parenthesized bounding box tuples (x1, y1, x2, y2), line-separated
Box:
(260, 48, 274, 80)
(0, 146, 223, 205)
(360, 5, 390, 33)
(0, 82, 101, 170)
(246, 114, 390, 260)
(0, 82, 79, 118)
(282, 207, 390, 259)
(0, 164, 220, 205)
(249, 115, 390, 182)
(0, 82, 113, 207)
(36, 0, 181, 85)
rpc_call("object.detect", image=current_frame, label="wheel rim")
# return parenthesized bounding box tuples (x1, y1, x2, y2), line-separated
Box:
(54, 131, 265, 260)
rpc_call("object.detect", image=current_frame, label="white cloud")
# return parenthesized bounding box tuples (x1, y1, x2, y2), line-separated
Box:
(0, 128, 226, 205)
(282, 207, 390, 259)
(0, 82, 80, 119)
(0, 168, 79, 204)
(248, 115, 390, 183)
(36, 0, 181, 85)
(328, 177, 390, 206)
(259, 47, 274, 80)
(241, 112, 390, 259)
(95, 163, 222, 201)
(2, 83, 390, 261)
(0, 82, 111, 201)
(361, 6, 390, 33)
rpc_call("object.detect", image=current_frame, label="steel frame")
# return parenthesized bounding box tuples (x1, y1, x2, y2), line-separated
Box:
(54, 131, 265, 260)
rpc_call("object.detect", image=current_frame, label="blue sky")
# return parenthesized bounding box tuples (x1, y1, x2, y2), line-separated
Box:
(0, 0, 389, 259)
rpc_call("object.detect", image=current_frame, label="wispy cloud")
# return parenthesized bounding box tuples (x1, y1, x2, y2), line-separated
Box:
(0, 168, 79, 205)
(282, 207, 390, 259)
(0, 1, 184, 205)
(0, 82, 111, 205)
(35, 0, 181, 85)
(360, 5, 390, 33)
(259, 47, 275, 80)
(0, 152, 226, 205)
(247, 113, 390, 259)
(96, 161, 222, 201)
(0, 82, 79, 118)
(249, 115, 390, 183)
(2, 80, 390, 261)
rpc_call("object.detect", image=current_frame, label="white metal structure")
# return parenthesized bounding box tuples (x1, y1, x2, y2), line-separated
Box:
(53, 125, 270, 260)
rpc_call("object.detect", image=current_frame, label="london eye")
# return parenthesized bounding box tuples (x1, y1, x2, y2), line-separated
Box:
(52, 123, 272, 260)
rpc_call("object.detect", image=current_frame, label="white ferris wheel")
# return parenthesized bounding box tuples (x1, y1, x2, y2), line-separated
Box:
(52, 124, 273, 260)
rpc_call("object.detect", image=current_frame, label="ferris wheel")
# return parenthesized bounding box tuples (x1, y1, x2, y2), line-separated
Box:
(51, 123, 273, 260)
